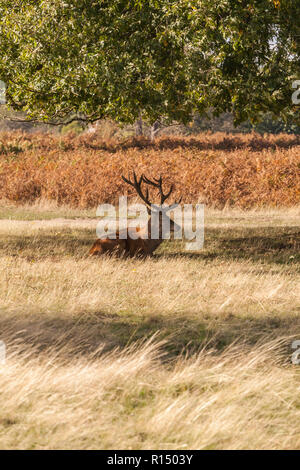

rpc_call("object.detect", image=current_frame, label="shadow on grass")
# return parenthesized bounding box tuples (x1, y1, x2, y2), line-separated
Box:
(159, 228, 300, 266)
(0, 311, 299, 361)
(0, 227, 299, 266)
(0, 232, 94, 260)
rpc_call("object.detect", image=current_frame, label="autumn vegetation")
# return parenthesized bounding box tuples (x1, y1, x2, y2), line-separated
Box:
(0, 131, 299, 209)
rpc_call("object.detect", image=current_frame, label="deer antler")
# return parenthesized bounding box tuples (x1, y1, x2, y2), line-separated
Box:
(122, 171, 152, 212)
(142, 175, 182, 208)
(122, 172, 182, 213)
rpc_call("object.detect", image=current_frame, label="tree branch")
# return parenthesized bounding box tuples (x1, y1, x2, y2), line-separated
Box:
(6, 115, 103, 126)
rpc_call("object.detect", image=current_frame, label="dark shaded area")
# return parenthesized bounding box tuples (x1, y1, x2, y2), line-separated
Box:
(0, 226, 299, 266)
(208, 229, 300, 264)
(159, 227, 300, 266)
(0, 311, 298, 361)
(0, 230, 94, 260)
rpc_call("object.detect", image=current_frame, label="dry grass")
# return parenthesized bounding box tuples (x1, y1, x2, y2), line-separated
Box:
(0, 203, 299, 449)
(0, 337, 299, 450)
(1, 254, 299, 320)
(0, 132, 299, 208)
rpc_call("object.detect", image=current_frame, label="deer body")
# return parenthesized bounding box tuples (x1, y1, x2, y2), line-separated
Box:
(90, 218, 175, 258)
(89, 173, 181, 258)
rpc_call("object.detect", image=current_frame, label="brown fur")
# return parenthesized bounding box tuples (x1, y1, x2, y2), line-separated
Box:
(89, 173, 181, 258)
(89, 224, 167, 258)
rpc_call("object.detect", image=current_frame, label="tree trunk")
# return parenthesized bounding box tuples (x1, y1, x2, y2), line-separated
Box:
(150, 121, 160, 141)
(136, 113, 143, 136)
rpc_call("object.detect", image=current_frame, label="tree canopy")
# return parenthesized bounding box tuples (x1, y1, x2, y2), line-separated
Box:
(0, 0, 299, 126)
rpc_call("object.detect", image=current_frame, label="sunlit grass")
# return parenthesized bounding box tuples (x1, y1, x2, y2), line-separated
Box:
(0, 204, 299, 449)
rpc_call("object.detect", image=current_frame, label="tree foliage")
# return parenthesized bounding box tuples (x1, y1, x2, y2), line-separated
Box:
(0, 0, 299, 126)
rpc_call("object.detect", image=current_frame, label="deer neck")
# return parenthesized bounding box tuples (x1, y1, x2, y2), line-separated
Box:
(143, 213, 164, 251)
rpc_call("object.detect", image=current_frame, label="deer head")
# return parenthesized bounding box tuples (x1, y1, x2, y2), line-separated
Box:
(122, 172, 182, 238)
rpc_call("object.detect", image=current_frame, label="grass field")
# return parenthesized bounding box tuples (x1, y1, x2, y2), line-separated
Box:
(0, 200, 299, 449)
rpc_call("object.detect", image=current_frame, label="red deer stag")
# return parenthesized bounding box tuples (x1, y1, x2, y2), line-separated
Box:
(89, 172, 182, 258)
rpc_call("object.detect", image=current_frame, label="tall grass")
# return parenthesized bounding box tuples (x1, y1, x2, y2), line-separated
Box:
(0, 336, 299, 449)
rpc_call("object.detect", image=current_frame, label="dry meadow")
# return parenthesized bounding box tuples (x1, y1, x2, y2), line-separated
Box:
(0, 133, 299, 449)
